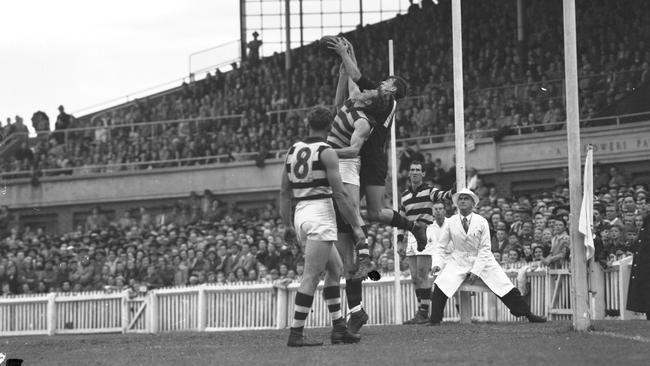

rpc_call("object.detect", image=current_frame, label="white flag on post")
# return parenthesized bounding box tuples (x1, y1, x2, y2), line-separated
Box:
(578, 145, 595, 260)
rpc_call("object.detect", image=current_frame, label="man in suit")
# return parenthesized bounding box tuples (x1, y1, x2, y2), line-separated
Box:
(428, 188, 546, 325)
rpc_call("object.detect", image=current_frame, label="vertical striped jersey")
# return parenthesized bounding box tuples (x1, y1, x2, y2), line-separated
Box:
(400, 183, 452, 224)
(327, 99, 375, 149)
(285, 137, 332, 202)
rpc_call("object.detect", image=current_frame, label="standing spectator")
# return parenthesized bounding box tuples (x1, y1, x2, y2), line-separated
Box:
(593, 163, 610, 190)
(12, 115, 29, 138)
(264, 243, 281, 271)
(608, 167, 627, 187)
(247, 31, 263, 65)
(626, 211, 650, 320)
(543, 219, 570, 267)
(138, 207, 153, 231)
(85, 206, 109, 231)
(117, 210, 137, 231)
(54, 105, 72, 145)
(239, 243, 257, 272)
(31, 111, 50, 135)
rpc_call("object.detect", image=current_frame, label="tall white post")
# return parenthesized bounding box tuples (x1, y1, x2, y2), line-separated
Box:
(389, 39, 403, 325)
(46, 293, 57, 336)
(121, 291, 129, 334)
(149, 291, 159, 334)
(451, 0, 466, 189)
(275, 284, 288, 329)
(562, 0, 590, 331)
(197, 285, 207, 332)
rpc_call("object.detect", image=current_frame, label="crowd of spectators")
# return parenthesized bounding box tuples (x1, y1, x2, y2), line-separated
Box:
(2, 0, 649, 177)
(0, 160, 646, 297)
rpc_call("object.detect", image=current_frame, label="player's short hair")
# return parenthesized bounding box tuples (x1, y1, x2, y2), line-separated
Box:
(409, 160, 424, 170)
(387, 75, 408, 100)
(306, 106, 333, 131)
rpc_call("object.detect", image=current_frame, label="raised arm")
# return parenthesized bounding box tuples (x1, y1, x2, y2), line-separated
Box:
(327, 37, 362, 82)
(334, 63, 348, 109)
(335, 118, 372, 159)
(430, 187, 454, 203)
(321, 148, 365, 241)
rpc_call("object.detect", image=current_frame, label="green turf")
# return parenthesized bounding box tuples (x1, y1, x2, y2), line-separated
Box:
(2, 320, 650, 366)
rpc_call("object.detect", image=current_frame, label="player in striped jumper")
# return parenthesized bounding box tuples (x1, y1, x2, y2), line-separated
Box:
(281, 106, 366, 347)
(325, 37, 429, 250)
(399, 162, 453, 324)
(326, 57, 391, 337)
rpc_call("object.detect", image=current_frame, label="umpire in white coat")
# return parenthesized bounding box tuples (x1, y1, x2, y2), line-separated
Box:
(428, 188, 546, 325)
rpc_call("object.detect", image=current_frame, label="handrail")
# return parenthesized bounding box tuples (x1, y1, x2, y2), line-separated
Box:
(64, 114, 244, 134)
(395, 110, 650, 146)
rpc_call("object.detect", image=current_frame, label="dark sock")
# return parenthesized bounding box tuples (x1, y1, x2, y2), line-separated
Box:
(292, 292, 314, 328)
(420, 288, 432, 312)
(390, 210, 414, 231)
(323, 285, 343, 324)
(414, 288, 423, 306)
(362, 225, 369, 237)
(345, 278, 363, 311)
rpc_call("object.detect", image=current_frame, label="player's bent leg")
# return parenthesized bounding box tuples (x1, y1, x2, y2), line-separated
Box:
(288, 239, 333, 347)
(364, 185, 395, 224)
(323, 245, 360, 344)
(365, 185, 428, 249)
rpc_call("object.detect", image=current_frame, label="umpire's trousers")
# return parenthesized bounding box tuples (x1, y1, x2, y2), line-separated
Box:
(429, 285, 531, 323)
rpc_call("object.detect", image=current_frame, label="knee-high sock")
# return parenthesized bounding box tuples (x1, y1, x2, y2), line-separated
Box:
(498, 288, 531, 317)
(429, 285, 448, 323)
(291, 291, 314, 329)
(414, 288, 423, 309)
(419, 288, 432, 313)
(345, 278, 364, 313)
(323, 286, 343, 324)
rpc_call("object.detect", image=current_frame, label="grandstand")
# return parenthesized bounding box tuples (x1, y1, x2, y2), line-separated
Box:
(0, 0, 649, 345)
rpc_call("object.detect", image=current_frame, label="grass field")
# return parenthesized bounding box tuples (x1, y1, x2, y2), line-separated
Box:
(2, 320, 650, 366)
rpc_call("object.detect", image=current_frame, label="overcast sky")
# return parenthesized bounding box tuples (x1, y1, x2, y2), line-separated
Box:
(0, 0, 405, 134)
(0, 0, 241, 133)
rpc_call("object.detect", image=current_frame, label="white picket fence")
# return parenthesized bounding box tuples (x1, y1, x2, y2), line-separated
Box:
(0, 260, 641, 337)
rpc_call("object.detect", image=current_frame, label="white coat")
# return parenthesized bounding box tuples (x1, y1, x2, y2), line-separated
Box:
(432, 212, 514, 298)
(426, 218, 451, 268)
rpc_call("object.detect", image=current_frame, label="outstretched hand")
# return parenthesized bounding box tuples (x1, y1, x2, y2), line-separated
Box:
(327, 37, 349, 56)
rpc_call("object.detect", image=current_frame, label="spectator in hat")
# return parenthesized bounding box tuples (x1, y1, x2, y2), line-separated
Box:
(40, 259, 58, 289)
(18, 257, 38, 291)
(70, 249, 95, 290)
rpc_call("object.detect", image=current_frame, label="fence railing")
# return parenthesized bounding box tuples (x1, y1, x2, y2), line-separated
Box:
(0, 259, 642, 337)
